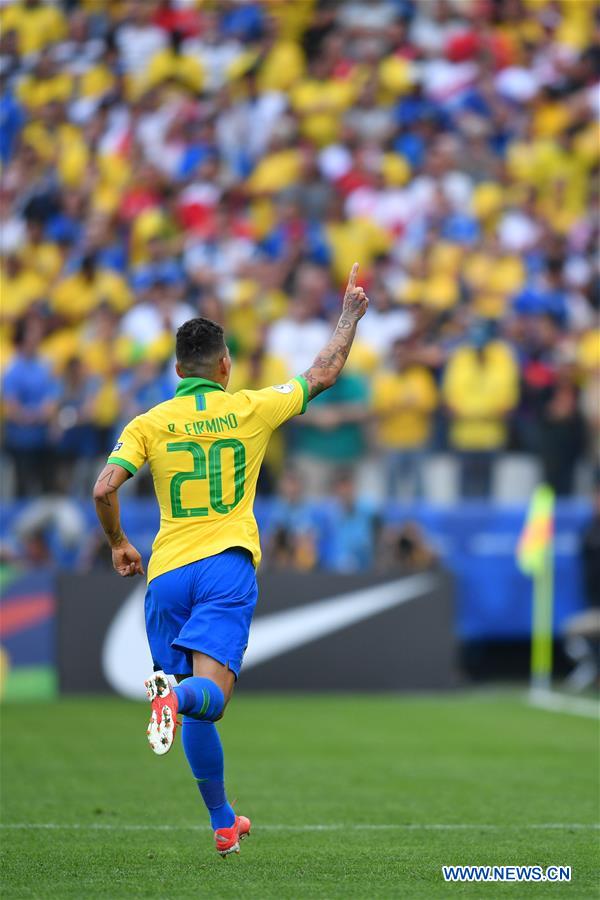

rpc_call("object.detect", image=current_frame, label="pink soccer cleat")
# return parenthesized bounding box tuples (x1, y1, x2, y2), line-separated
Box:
(214, 815, 251, 857)
(145, 670, 179, 755)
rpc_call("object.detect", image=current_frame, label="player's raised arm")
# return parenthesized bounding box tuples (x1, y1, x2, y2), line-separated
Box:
(93, 462, 144, 577)
(301, 262, 369, 400)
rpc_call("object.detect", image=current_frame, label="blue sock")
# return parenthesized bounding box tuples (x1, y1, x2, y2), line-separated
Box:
(174, 677, 224, 720)
(182, 718, 235, 830)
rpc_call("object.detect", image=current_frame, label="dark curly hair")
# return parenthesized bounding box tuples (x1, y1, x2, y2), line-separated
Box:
(175, 317, 226, 377)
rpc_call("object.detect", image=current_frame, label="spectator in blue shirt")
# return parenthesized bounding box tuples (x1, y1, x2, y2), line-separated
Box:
(2, 317, 60, 496)
(53, 356, 102, 493)
(116, 361, 173, 433)
(220, 2, 264, 41)
(0, 89, 24, 165)
(322, 471, 379, 573)
(265, 470, 318, 570)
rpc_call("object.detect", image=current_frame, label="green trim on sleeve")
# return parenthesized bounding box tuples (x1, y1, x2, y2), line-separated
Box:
(107, 456, 138, 476)
(295, 375, 309, 415)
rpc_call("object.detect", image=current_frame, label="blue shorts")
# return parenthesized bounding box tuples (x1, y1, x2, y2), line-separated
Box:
(144, 547, 258, 678)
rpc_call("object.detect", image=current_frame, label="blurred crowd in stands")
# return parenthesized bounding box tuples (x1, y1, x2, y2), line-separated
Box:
(1, 0, 599, 526)
(4, 465, 442, 574)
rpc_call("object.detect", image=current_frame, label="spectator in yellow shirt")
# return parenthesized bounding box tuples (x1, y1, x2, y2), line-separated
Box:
(140, 30, 204, 97)
(21, 219, 64, 287)
(372, 337, 438, 499)
(324, 196, 391, 286)
(2, 0, 66, 57)
(257, 16, 305, 93)
(291, 56, 357, 147)
(246, 138, 303, 196)
(443, 321, 519, 498)
(52, 255, 132, 323)
(0, 255, 47, 324)
(17, 53, 73, 111)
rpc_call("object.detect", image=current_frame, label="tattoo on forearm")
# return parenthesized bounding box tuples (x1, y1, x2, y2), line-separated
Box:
(94, 469, 119, 507)
(105, 526, 125, 546)
(302, 314, 358, 400)
(94, 467, 126, 546)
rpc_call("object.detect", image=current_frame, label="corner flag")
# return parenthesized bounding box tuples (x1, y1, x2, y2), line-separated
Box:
(517, 484, 555, 693)
(517, 484, 555, 575)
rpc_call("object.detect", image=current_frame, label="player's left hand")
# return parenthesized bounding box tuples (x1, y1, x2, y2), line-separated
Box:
(112, 541, 145, 577)
(342, 263, 369, 321)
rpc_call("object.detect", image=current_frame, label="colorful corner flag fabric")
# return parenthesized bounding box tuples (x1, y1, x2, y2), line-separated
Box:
(517, 484, 555, 576)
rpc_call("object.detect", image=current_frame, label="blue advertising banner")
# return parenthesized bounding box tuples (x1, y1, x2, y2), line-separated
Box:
(383, 500, 590, 639)
(0, 499, 592, 686)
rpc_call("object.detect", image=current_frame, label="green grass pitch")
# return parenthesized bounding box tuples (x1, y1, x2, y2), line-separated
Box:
(1, 692, 598, 898)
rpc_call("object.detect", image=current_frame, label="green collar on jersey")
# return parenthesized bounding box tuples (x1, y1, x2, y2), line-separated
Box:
(174, 377, 226, 397)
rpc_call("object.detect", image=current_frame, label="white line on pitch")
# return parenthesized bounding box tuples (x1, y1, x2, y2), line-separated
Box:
(0, 823, 598, 832)
(527, 689, 600, 720)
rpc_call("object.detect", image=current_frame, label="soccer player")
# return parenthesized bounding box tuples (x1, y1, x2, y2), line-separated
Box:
(92, 263, 369, 855)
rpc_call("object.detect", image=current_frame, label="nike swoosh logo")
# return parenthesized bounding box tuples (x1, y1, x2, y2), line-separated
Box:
(102, 583, 150, 699)
(243, 573, 437, 669)
(102, 573, 437, 698)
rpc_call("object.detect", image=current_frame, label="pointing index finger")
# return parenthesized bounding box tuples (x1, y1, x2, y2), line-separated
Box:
(347, 262, 359, 290)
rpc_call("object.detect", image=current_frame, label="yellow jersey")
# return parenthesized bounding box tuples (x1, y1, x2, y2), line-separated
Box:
(372, 367, 438, 449)
(108, 375, 308, 582)
(442, 343, 519, 450)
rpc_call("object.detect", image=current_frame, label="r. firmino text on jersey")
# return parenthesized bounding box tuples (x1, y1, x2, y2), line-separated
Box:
(168, 414, 239, 436)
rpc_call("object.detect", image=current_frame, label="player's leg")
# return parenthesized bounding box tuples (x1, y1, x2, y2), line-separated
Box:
(145, 550, 256, 851)
(175, 651, 235, 715)
(144, 567, 194, 755)
(173, 653, 237, 835)
(144, 653, 235, 814)
(171, 549, 257, 852)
